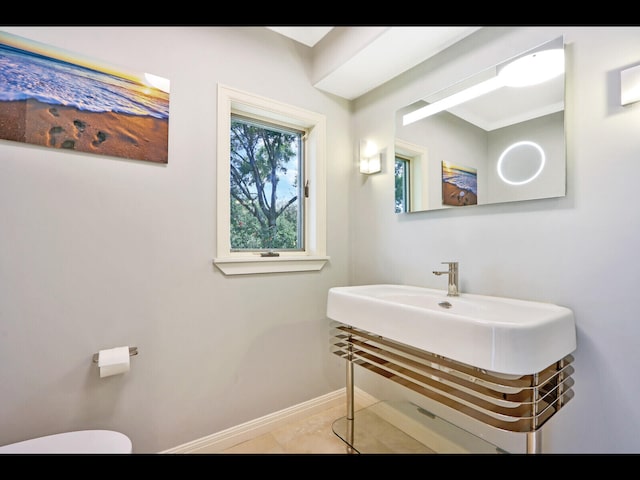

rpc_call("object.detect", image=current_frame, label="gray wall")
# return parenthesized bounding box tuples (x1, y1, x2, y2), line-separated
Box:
(0, 26, 349, 453)
(350, 26, 640, 453)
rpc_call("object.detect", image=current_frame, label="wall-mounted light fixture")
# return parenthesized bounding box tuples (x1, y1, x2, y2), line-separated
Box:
(360, 140, 381, 174)
(403, 47, 565, 126)
(621, 64, 640, 106)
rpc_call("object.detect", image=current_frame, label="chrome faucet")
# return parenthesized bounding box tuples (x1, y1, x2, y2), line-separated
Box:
(433, 262, 459, 297)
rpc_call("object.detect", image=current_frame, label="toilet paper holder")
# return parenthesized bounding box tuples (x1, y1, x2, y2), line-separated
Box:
(92, 346, 138, 363)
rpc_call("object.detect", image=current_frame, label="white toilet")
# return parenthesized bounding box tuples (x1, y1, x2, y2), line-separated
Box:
(0, 430, 132, 454)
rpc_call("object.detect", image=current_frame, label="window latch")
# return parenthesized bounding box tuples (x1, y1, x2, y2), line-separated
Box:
(304, 180, 309, 198)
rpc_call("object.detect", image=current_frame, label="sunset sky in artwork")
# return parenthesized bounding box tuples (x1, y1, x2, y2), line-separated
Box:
(0, 31, 169, 93)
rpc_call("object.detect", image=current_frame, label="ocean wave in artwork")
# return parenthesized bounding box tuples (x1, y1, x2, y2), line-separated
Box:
(0, 44, 169, 120)
(442, 167, 478, 196)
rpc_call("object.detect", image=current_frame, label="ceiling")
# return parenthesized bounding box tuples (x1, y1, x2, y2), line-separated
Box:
(267, 27, 564, 132)
(266, 26, 481, 100)
(267, 26, 334, 48)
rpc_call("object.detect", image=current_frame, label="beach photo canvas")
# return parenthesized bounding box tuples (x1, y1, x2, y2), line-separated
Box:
(441, 161, 478, 206)
(0, 31, 170, 163)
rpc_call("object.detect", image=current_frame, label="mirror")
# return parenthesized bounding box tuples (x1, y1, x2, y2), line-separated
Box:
(394, 37, 565, 213)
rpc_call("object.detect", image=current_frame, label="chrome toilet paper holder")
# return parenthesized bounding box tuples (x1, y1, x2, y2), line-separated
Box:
(92, 346, 138, 363)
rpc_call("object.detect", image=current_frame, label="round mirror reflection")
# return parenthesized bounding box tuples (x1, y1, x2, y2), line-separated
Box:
(497, 141, 545, 186)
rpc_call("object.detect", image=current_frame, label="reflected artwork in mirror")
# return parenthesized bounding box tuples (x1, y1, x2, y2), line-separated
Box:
(394, 36, 565, 213)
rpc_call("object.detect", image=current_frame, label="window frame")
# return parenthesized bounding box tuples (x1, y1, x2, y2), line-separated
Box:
(214, 84, 329, 275)
(395, 139, 428, 214)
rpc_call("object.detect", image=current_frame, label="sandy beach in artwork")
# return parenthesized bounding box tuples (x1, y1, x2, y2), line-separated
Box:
(0, 98, 168, 163)
(442, 181, 478, 206)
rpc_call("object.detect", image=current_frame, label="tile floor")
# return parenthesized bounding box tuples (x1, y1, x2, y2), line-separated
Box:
(219, 400, 438, 454)
(218, 398, 509, 455)
(220, 403, 358, 454)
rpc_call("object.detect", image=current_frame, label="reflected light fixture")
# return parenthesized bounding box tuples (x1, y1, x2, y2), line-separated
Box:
(403, 47, 565, 126)
(359, 140, 381, 174)
(497, 140, 546, 185)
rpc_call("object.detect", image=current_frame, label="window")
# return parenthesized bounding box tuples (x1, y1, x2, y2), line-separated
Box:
(214, 85, 329, 275)
(395, 155, 410, 213)
(230, 114, 305, 252)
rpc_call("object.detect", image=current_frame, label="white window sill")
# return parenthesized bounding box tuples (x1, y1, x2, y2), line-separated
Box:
(213, 256, 330, 275)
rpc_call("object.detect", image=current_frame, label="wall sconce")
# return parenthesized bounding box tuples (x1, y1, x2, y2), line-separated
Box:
(621, 64, 640, 106)
(360, 140, 381, 174)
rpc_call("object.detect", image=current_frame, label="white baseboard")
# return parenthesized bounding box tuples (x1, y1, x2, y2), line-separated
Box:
(161, 387, 377, 454)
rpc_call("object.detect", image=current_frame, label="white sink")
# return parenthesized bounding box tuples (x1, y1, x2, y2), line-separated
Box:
(327, 284, 576, 376)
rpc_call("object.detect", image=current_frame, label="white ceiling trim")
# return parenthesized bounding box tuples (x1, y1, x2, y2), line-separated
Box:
(266, 26, 480, 100)
(312, 27, 480, 100)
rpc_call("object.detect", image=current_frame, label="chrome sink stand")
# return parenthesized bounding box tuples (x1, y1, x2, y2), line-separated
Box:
(332, 322, 574, 454)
